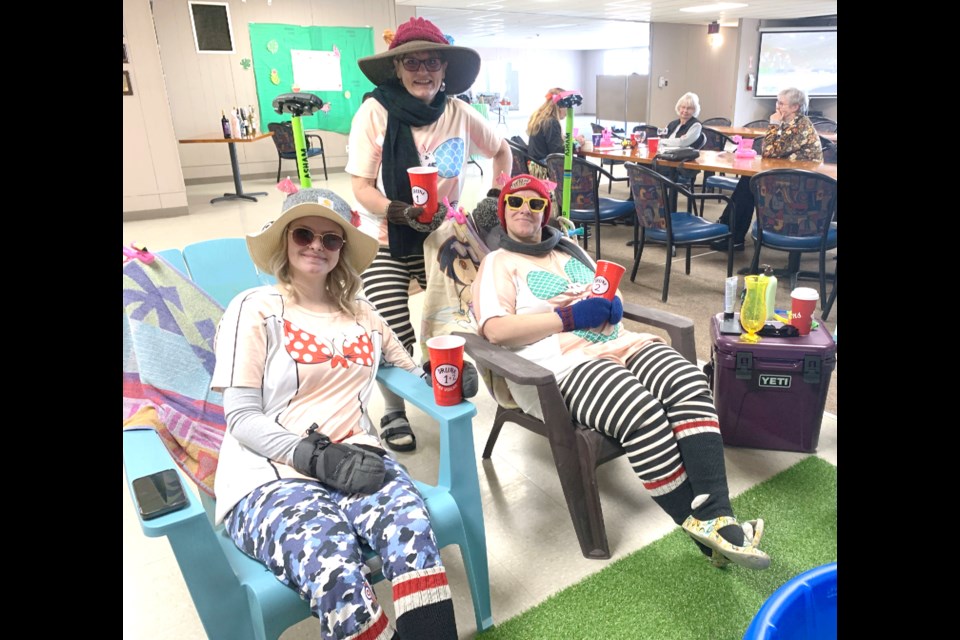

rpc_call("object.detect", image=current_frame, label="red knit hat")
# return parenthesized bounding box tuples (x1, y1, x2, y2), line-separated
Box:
(497, 174, 553, 228)
(358, 18, 481, 95)
(390, 17, 448, 48)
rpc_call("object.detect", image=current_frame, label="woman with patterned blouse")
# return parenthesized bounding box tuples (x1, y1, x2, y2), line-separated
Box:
(712, 87, 823, 251)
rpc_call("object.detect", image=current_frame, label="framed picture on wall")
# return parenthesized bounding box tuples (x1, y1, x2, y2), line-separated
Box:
(123, 43, 129, 64)
(123, 70, 133, 96)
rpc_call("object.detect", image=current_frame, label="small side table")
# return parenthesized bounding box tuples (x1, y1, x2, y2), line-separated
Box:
(178, 131, 275, 204)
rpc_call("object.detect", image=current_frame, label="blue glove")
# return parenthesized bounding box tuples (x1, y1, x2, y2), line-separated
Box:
(610, 296, 623, 325)
(555, 297, 621, 332)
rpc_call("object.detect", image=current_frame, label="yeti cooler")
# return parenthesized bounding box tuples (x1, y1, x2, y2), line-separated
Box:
(709, 313, 836, 453)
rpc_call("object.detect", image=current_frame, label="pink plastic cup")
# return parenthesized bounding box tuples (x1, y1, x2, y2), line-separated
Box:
(789, 287, 820, 336)
(407, 167, 439, 221)
(426, 335, 466, 406)
(647, 137, 660, 155)
(589, 260, 626, 300)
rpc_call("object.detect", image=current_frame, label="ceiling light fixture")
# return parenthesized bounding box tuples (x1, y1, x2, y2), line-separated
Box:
(680, 3, 748, 13)
(707, 21, 723, 48)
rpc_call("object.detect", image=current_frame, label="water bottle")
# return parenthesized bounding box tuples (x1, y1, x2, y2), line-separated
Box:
(762, 265, 777, 320)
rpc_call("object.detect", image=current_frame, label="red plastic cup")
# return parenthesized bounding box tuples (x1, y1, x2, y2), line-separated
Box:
(647, 137, 660, 155)
(589, 260, 626, 300)
(407, 166, 439, 221)
(426, 335, 466, 406)
(789, 287, 820, 336)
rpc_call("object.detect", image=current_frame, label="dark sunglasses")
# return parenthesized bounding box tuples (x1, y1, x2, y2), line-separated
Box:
(400, 57, 443, 72)
(289, 227, 345, 251)
(758, 323, 800, 338)
(505, 195, 548, 213)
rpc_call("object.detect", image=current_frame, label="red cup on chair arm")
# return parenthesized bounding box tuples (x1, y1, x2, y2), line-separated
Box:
(426, 335, 466, 406)
(589, 260, 626, 300)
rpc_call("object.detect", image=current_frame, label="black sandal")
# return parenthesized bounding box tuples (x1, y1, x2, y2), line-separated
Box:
(380, 411, 417, 452)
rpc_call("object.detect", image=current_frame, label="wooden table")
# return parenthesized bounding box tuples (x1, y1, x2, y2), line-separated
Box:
(579, 146, 837, 278)
(707, 125, 837, 144)
(178, 131, 274, 204)
(580, 147, 837, 180)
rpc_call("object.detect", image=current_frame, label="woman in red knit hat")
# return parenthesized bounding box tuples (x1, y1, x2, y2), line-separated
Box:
(472, 174, 771, 571)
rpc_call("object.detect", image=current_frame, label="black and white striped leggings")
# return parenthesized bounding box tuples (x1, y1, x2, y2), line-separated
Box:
(361, 248, 427, 352)
(557, 341, 721, 497)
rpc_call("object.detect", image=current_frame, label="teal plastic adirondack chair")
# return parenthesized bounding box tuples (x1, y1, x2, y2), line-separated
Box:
(123, 249, 492, 639)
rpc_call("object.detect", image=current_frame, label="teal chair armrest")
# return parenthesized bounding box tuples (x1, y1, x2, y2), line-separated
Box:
(375, 366, 492, 631)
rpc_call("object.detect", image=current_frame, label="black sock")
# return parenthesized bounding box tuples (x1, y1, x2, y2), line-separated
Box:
(396, 600, 457, 640)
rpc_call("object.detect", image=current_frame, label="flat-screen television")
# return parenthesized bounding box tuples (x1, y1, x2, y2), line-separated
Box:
(755, 30, 837, 99)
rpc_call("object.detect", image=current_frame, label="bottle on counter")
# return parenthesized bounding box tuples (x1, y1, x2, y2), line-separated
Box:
(220, 110, 231, 139)
(238, 107, 248, 137)
(761, 264, 778, 320)
(248, 105, 257, 136)
(229, 108, 242, 139)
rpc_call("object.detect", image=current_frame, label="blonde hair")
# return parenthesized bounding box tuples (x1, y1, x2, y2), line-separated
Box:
(527, 88, 565, 137)
(266, 223, 362, 316)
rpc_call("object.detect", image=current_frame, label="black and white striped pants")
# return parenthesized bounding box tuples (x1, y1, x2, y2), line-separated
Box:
(558, 341, 723, 498)
(361, 248, 427, 352)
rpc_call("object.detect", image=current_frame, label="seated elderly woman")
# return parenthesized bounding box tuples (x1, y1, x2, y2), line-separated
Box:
(471, 174, 770, 570)
(660, 91, 704, 149)
(712, 87, 823, 251)
(212, 188, 477, 640)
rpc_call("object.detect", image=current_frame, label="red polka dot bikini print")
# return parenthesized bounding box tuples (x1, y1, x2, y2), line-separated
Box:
(283, 320, 375, 368)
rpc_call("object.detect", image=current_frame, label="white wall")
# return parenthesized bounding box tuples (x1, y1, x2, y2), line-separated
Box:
(649, 22, 738, 127)
(150, 0, 398, 182)
(123, 0, 187, 218)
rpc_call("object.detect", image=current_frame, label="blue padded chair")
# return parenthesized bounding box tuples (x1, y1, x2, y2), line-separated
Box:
(268, 122, 327, 182)
(154, 248, 190, 277)
(123, 250, 493, 638)
(182, 238, 270, 307)
(544, 153, 635, 261)
(748, 169, 838, 308)
(625, 162, 734, 302)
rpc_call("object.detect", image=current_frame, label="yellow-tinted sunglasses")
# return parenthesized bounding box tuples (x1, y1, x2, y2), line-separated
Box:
(505, 195, 548, 213)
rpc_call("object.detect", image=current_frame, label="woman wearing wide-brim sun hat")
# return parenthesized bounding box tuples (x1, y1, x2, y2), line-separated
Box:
(346, 17, 512, 453)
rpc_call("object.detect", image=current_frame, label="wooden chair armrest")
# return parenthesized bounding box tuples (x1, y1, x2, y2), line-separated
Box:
(621, 302, 698, 364)
(456, 332, 556, 387)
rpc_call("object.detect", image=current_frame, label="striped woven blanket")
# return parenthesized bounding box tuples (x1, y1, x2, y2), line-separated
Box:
(122, 254, 225, 497)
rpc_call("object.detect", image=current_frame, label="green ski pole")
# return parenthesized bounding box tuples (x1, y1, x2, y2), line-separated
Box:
(272, 92, 330, 189)
(553, 91, 583, 220)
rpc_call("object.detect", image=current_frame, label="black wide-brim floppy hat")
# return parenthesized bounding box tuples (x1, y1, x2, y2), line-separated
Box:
(358, 17, 481, 95)
(247, 188, 379, 275)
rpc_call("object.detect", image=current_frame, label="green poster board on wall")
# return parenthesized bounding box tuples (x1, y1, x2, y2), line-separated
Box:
(249, 23, 375, 135)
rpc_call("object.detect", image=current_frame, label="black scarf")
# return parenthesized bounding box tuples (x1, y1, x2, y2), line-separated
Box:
(371, 79, 447, 258)
(496, 226, 594, 271)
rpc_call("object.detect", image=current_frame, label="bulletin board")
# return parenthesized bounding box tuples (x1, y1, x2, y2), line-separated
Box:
(249, 23, 375, 135)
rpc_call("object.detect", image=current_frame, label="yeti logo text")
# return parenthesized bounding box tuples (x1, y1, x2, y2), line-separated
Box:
(434, 364, 460, 388)
(412, 186, 429, 206)
(758, 375, 791, 388)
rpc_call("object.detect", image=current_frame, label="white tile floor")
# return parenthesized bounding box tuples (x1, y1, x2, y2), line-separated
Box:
(122, 120, 838, 639)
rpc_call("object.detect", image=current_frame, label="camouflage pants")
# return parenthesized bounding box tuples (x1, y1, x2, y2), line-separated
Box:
(225, 457, 446, 640)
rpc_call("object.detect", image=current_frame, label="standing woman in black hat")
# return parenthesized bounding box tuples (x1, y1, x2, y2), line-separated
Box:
(347, 17, 511, 452)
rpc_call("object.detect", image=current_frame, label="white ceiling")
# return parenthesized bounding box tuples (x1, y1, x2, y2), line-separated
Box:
(396, 0, 837, 50)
